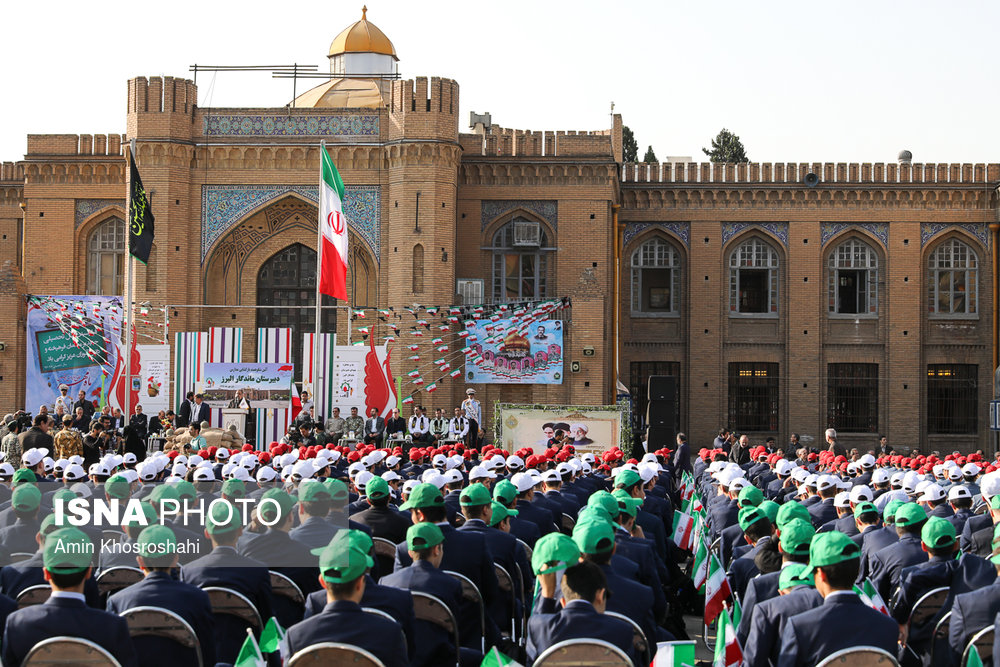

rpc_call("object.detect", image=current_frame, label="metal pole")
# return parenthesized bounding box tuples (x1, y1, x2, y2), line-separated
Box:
(314, 141, 325, 417)
(124, 139, 137, 425)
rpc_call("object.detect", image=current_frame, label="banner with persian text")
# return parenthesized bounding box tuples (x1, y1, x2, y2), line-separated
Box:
(197, 362, 293, 409)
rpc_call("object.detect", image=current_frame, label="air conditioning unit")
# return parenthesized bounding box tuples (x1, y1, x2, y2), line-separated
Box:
(513, 221, 541, 247)
(456, 279, 484, 305)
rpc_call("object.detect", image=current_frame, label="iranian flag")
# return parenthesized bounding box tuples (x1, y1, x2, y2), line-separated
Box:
(854, 579, 890, 615)
(319, 147, 348, 300)
(692, 536, 710, 591)
(480, 647, 524, 667)
(712, 608, 743, 667)
(672, 510, 693, 550)
(704, 554, 732, 625)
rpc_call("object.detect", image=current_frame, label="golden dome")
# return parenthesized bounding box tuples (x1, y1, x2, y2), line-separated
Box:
(328, 6, 398, 60)
(293, 78, 385, 109)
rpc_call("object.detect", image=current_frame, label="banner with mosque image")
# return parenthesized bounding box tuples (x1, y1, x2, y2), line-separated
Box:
(464, 319, 563, 384)
(25, 295, 126, 415)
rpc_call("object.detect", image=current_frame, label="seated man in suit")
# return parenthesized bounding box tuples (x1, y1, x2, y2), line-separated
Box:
(777, 531, 899, 667)
(380, 522, 477, 667)
(179, 501, 272, 664)
(107, 524, 215, 667)
(363, 408, 385, 447)
(527, 558, 637, 667)
(950, 521, 1000, 662)
(2, 527, 138, 667)
(285, 532, 407, 667)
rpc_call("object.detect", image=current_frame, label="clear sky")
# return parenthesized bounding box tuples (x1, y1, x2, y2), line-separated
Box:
(3, 0, 998, 164)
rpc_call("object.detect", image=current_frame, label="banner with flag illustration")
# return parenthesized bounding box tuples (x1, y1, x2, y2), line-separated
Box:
(128, 147, 155, 264)
(319, 147, 349, 300)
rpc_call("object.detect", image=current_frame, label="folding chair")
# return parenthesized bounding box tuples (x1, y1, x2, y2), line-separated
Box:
(815, 645, 900, 666)
(361, 607, 407, 649)
(17, 584, 52, 608)
(411, 591, 461, 667)
(372, 537, 398, 579)
(445, 570, 486, 652)
(269, 571, 306, 627)
(494, 563, 517, 639)
(514, 562, 529, 645)
(961, 624, 995, 667)
(907, 587, 950, 628)
(561, 513, 576, 534)
(516, 538, 533, 563)
(532, 638, 632, 667)
(930, 611, 951, 667)
(96, 566, 144, 597)
(10, 552, 34, 563)
(605, 611, 651, 666)
(101, 530, 125, 545)
(23, 636, 121, 667)
(453, 512, 466, 527)
(120, 605, 203, 667)
(203, 586, 263, 663)
(287, 641, 385, 667)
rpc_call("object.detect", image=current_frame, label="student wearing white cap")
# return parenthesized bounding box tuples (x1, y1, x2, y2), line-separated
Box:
(947, 484, 976, 534)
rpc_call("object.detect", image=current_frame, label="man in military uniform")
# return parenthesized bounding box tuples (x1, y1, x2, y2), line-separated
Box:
(53, 415, 83, 460)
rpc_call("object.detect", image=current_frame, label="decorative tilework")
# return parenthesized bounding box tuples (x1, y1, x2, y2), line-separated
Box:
(622, 222, 690, 247)
(202, 114, 379, 137)
(920, 222, 990, 248)
(75, 199, 124, 227)
(820, 222, 889, 247)
(721, 222, 789, 247)
(481, 200, 557, 231)
(201, 184, 381, 262)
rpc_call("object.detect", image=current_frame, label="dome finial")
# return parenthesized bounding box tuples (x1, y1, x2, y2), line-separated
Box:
(362, 5, 367, 20)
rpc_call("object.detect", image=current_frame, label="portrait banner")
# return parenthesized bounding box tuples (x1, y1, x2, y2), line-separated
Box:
(495, 403, 623, 456)
(465, 319, 563, 384)
(136, 344, 170, 414)
(197, 363, 293, 409)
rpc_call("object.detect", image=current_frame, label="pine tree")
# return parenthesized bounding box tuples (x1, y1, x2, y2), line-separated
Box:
(642, 146, 658, 162)
(702, 128, 749, 163)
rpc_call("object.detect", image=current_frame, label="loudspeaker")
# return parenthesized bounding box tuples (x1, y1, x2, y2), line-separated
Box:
(648, 375, 676, 401)
(647, 426, 673, 448)
(647, 400, 673, 427)
(803, 172, 820, 187)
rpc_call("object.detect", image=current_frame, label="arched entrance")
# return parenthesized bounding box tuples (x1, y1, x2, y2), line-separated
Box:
(257, 243, 337, 371)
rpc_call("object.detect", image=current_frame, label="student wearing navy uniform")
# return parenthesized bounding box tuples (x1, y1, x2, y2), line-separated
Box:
(350, 476, 411, 544)
(869, 503, 929, 602)
(107, 524, 215, 667)
(744, 564, 823, 667)
(949, 520, 1000, 662)
(2, 527, 138, 667)
(776, 531, 898, 667)
(285, 532, 407, 667)
(180, 500, 272, 664)
(727, 505, 774, 600)
(493, 480, 541, 548)
(288, 479, 338, 549)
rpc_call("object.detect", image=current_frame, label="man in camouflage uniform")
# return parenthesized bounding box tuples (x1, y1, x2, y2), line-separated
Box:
(53, 415, 84, 460)
(0, 419, 21, 465)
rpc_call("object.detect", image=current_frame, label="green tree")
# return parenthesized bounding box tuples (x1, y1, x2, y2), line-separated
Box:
(702, 128, 749, 163)
(642, 146, 658, 163)
(622, 125, 638, 163)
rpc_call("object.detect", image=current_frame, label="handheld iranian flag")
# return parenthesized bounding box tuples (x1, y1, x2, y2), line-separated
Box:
(480, 647, 524, 667)
(692, 536, 710, 591)
(853, 579, 890, 615)
(672, 510, 693, 551)
(259, 617, 288, 659)
(704, 554, 732, 625)
(234, 629, 265, 667)
(319, 147, 349, 300)
(712, 608, 743, 667)
(967, 646, 984, 667)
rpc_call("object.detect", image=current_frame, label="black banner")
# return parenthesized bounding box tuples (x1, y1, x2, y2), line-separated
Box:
(128, 152, 155, 264)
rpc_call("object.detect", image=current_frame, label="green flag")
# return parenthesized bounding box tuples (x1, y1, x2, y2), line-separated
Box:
(967, 646, 984, 667)
(481, 647, 524, 667)
(128, 147, 155, 265)
(259, 617, 287, 656)
(234, 630, 265, 667)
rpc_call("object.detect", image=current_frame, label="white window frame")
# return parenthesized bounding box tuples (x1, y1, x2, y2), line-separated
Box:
(928, 238, 979, 319)
(828, 238, 878, 318)
(728, 237, 780, 318)
(87, 217, 126, 296)
(630, 237, 680, 317)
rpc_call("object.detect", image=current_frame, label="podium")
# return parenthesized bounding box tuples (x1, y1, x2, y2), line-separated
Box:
(221, 408, 248, 438)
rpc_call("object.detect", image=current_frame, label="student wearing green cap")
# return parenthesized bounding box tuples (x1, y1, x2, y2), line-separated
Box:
(869, 502, 929, 602)
(0, 483, 43, 554)
(603, 490, 669, 624)
(379, 523, 471, 666)
(1, 527, 138, 667)
(891, 516, 996, 658)
(289, 479, 337, 549)
(616, 467, 668, 562)
(737, 518, 815, 647)
(457, 482, 524, 613)
(527, 560, 637, 667)
(98, 501, 158, 570)
(107, 524, 216, 667)
(949, 523, 1000, 663)
(179, 501, 273, 664)
(284, 537, 407, 667)
(743, 562, 822, 667)
(858, 500, 900, 584)
(776, 531, 899, 667)
(493, 479, 541, 548)
(394, 482, 501, 650)
(350, 475, 411, 545)
(728, 505, 775, 599)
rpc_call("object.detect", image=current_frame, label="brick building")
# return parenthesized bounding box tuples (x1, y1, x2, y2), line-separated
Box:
(0, 9, 998, 452)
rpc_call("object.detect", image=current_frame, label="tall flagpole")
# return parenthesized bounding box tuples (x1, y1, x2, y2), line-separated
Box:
(124, 139, 136, 427)
(314, 141, 325, 419)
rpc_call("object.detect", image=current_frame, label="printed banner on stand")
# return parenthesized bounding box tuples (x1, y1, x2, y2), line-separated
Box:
(25, 295, 126, 414)
(197, 363, 293, 409)
(135, 344, 170, 414)
(304, 336, 397, 420)
(256, 328, 292, 448)
(465, 319, 563, 384)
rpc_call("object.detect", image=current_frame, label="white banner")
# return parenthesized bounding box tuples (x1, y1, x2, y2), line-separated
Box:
(136, 344, 170, 414)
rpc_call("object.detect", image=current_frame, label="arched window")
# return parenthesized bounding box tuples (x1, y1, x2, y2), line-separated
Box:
(412, 244, 424, 293)
(630, 237, 680, 314)
(87, 217, 125, 295)
(729, 237, 779, 315)
(928, 239, 978, 316)
(257, 244, 337, 370)
(491, 218, 550, 302)
(828, 238, 877, 315)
